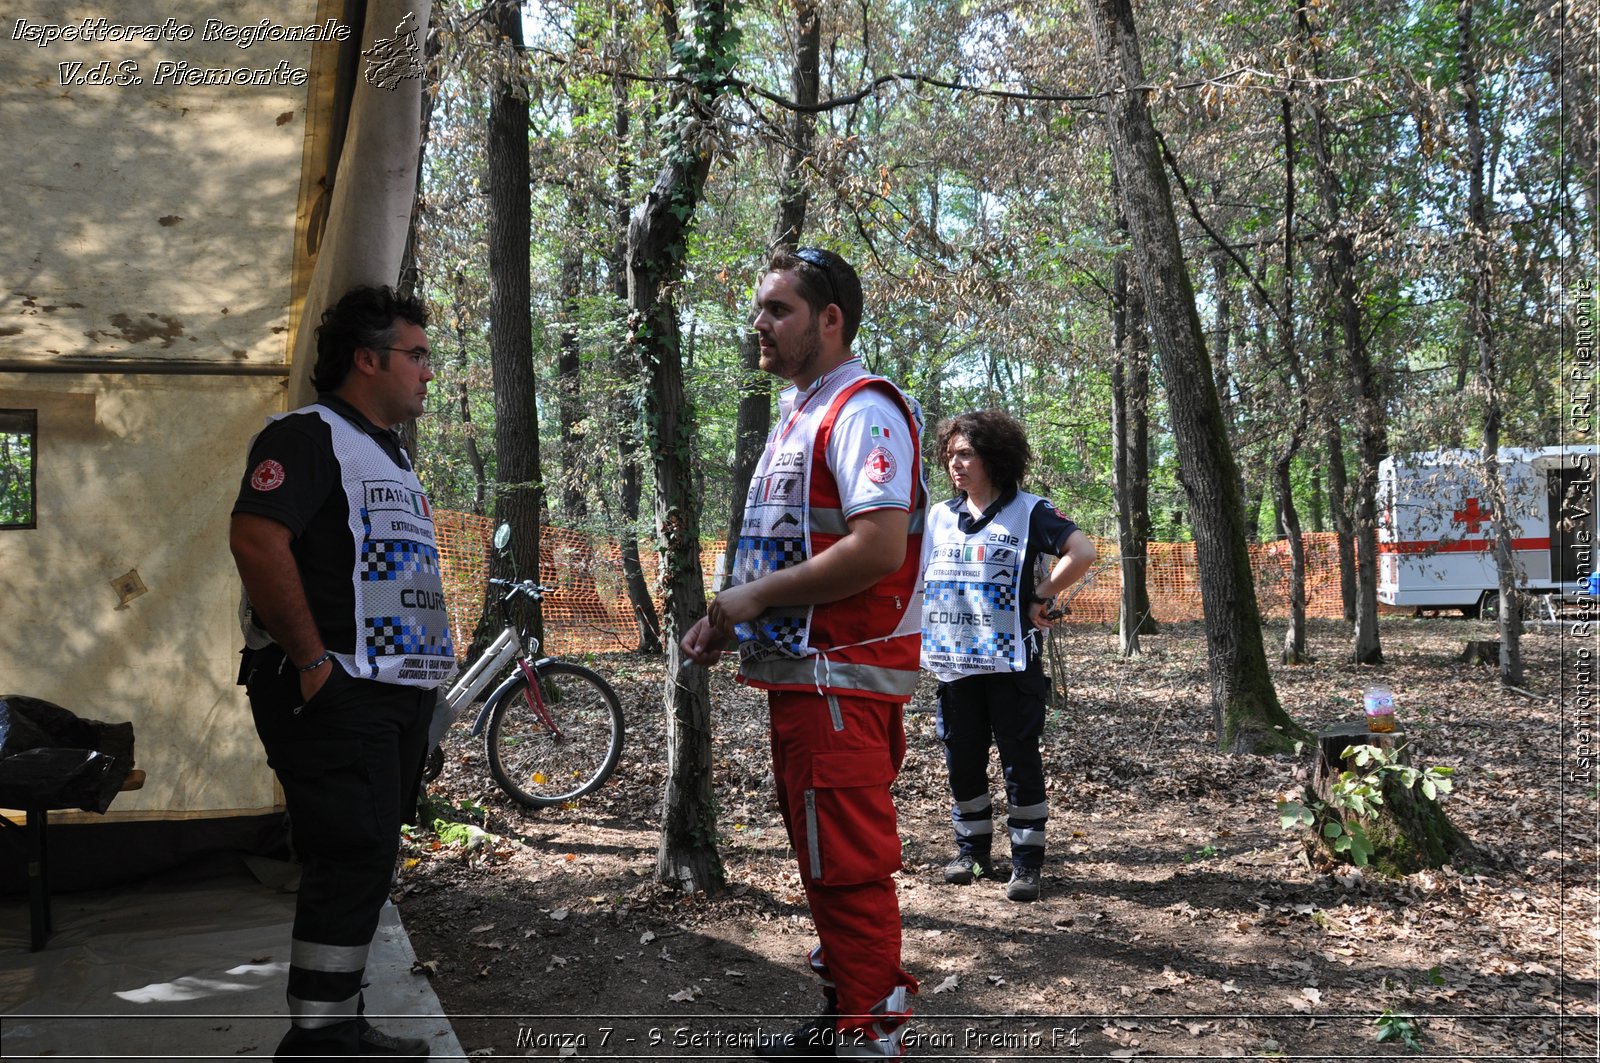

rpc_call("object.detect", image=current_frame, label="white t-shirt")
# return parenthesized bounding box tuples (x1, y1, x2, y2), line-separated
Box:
(815, 375, 920, 519)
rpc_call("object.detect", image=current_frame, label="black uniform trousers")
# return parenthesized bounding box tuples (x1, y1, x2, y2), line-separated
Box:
(245, 644, 432, 1055)
(934, 658, 1051, 873)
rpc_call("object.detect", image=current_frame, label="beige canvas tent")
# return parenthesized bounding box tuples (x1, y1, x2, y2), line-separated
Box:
(0, 0, 430, 886)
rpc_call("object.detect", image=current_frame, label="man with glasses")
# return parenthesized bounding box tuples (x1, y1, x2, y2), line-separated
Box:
(231, 285, 452, 1061)
(684, 248, 925, 1058)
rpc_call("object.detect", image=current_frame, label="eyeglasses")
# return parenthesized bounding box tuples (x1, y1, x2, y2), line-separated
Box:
(793, 247, 840, 310)
(375, 346, 432, 371)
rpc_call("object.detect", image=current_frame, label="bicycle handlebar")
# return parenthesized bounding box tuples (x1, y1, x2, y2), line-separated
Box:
(487, 577, 557, 601)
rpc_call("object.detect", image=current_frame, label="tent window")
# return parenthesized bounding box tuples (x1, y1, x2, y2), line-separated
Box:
(0, 409, 37, 529)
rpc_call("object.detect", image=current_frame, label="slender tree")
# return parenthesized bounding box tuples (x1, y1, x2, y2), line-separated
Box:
(605, 5, 662, 654)
(482, 0, 544, 645)
(1110, 184, 1156, 655)
(1299, 0, 1384, 664)
(556, 243, 590, 522)
(1085, 0, 1304, 752)
(1459, 0, 1523, 683)
(625, 0, 741, 892)
(721, 0, 821, 585)
(1271, 97, 1311, 664)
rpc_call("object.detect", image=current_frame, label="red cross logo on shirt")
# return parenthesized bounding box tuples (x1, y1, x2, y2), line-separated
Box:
(1453, 498, 1492, 534)
(864, 445, 896, 485)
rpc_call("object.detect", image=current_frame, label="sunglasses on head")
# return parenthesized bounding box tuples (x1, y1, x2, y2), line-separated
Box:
(793, 247, 840, 309)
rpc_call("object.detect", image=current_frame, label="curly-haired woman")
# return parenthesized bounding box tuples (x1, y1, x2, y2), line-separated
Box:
(920, 409, 1096, 901)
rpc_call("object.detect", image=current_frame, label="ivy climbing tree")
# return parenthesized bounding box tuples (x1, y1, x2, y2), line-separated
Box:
(624, 0, 742, 894)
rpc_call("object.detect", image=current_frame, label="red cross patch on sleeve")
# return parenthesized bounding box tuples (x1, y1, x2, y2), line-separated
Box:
(864, 446, 897, 485)
(250, 459, 286, 492)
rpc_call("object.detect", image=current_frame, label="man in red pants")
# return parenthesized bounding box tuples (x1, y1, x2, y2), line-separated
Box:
(683, 248, 924, 1058)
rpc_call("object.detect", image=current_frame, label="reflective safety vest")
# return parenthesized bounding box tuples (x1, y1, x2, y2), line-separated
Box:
(920, 491, 1040, 681)
(243, 405, 458, 688)
(731, 362, 925, 701)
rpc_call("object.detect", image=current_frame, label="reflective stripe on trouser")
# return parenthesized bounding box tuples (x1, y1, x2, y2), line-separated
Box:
(935, 666, 1049, 870)
(951, 792, 993, 857)
(284, 940, 368, 1028)
(770, 692, 918, 1034)
(244, 645, 432, 1034)
(1006, 799, 1049, 870)
(837, 985, 913, 1058)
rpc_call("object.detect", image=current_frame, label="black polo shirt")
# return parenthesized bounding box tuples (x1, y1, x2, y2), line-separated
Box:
(232, 395, 412, 655)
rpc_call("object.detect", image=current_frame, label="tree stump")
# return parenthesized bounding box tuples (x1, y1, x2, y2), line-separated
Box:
(1309, 725, 1480, 874)
(1459, 640, 1499, 666)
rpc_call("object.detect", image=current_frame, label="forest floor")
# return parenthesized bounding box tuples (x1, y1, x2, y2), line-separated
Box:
(397, 616, 1596, 1060)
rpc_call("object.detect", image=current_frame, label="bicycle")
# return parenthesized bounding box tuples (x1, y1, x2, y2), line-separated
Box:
(425, 575, 625, 808)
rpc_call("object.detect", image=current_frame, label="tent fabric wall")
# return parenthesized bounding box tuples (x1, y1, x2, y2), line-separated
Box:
(288, 0, 431, 407)
(0, 1, 428, 848)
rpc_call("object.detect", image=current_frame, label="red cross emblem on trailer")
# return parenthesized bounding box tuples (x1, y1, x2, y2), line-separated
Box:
(1453, 498, 1492, 534)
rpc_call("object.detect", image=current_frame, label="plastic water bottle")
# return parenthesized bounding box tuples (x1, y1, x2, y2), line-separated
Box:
(1363, 686, 1396, 733)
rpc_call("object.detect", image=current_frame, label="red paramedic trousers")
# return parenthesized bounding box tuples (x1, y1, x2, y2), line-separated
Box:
(768, 690, 918, 1034)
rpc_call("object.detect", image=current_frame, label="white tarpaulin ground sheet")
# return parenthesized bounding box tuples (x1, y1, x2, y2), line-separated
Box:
(0, 865, 463, 1060)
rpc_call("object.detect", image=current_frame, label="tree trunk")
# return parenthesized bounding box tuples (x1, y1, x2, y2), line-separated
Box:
(451, 272, 488, 516)
(1274, 96, 1310, 664)
(1309, 725, 1479, 874)
(479, 0, 543, 649)
(607, 23, 661, 655)
(1124, 227, 1157, 634)
(721, 0, 821, 585)
(1209, 254, 1250, 530)
(1459, 0, 1524, 685)
(1299, 1, 1383, 664)
(626, 0, 736, 893)
(1085, 0, 1303, 753)
(1309, 465, 1324, 532)
(1111, 186, 1157, 653)
(557, 243, 589, 522)
(1111, 267, 1140, 658)
(1322, 381, 1357, 623)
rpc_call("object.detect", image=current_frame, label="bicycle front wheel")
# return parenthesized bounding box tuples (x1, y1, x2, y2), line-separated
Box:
(485, 662, 625, 808)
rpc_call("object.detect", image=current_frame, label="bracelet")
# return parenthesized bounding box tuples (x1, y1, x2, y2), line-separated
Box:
(298, 650, 334, 673)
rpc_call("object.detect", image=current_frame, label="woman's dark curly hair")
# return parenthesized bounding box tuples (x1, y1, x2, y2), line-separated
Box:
(935, 409, 1032, 495)
(311, 285, 430, 393)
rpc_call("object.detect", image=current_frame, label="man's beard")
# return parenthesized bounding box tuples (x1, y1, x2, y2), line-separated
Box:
(765, 316, 822, 382)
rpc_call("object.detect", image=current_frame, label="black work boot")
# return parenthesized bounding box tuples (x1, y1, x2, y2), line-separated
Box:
(942, 851, 993, 884)
(753, 1008, 839, 1058)
(359, 1017, 429, 1059)
(274, 1020, 360, 1060)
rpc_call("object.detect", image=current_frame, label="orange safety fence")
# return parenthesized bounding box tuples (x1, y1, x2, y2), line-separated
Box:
(434, 511, 1351, 657)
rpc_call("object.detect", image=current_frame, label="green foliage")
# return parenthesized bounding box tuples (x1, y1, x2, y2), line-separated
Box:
(416, 791, 500, 852)
(407, 0, 1579, 560)
(0, 426, 34, 526)
(1278, 742, 1456, 868)
(1375, 1008, 1424, 1051)
(433, 819, 500, 851)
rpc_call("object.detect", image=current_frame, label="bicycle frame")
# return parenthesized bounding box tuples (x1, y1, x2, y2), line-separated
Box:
(444, 624, 520, 715)
(441, 622, 561, 739)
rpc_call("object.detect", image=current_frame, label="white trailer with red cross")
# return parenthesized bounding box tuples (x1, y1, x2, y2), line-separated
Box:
(1376, 445, 1597, 616)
